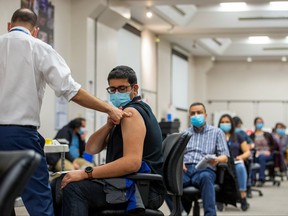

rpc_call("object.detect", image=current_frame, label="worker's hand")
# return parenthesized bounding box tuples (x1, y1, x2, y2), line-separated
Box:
(108, 106, 132, 125)
(60, 170, 86, 189)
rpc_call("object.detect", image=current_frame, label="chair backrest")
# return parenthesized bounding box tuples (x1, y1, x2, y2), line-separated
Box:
(0, 150, 41, 215)
(162, 132, 192, 196)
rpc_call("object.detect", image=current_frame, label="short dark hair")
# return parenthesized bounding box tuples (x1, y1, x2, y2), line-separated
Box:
(107, 65, 137, 85)
(254, 117, 263, 126)
(11, 8, 37, 27)
(189, 102, 206, 113)
(232, 116, 243, 127)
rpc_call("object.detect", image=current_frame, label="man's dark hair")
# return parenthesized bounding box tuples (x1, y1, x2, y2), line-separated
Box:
(68, 118, 86, 130)
(189, 102, 206, 113)
(11, 8, 37, 27)
(107, 65, 137, 85)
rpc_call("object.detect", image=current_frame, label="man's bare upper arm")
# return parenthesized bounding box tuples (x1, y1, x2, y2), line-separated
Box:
(121, 107, 146, 158)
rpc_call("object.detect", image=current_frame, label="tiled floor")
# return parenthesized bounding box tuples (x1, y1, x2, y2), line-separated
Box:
(15, 176, 288, 216)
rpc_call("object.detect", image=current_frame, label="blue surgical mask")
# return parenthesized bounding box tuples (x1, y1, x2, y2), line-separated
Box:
(109, 92, 131, 108)
(276, 128, 286, 136)
(235, 128, 242, 133)
(220, 123, 231, 133)
(190, 115, 205, 128)
(256, 123, 263, 130)
(79, 127, 85, 135)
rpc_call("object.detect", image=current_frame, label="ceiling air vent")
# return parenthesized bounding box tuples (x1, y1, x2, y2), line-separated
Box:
(239, 16, 288, 21)
(154, 4, 197, 26)
(263, 47, 288, 51)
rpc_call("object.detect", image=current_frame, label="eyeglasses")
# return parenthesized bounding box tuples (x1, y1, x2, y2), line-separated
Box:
(106, 84, 133, 94)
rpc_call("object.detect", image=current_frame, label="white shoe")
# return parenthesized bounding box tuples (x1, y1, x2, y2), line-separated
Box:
(181, 210, 188, 216)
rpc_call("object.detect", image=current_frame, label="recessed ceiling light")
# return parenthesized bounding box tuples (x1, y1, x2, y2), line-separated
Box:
(211, 56, 216, 62)
(281, 56, 287, 62)
(146, 10, 153, 18)
(219, 2, 247, 11)
(248, 36, 270, 44)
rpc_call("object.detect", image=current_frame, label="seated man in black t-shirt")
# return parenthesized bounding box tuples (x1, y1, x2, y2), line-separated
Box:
(58, 65, 165, 216)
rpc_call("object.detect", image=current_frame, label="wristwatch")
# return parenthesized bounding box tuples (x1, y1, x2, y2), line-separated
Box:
(85, 166, 93, 179)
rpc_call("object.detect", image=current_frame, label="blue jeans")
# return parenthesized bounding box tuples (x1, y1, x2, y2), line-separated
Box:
(0, 126, 54, 216)
(234, 162, 247, 191)
(252, 154, 274, 181)
(182, 164, 216, 216)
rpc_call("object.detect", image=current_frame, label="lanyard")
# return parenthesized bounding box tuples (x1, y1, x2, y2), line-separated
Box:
(9, 28, 29, 35)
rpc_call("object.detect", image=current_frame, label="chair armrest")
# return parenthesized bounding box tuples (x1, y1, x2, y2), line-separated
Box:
(125, 173, 163, 207)
(126, 173, 163, 181)
(217, 163, 228, 184)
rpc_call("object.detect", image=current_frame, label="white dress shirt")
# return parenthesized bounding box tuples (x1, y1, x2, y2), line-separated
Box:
(0, 26, 81, 127)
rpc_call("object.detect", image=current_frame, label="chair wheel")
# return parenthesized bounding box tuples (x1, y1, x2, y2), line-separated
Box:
(259, 192, 263, 196)
(277, 182, 280, 187)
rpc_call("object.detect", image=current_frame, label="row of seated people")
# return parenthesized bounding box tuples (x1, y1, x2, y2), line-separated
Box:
(50, 101, 286, 216)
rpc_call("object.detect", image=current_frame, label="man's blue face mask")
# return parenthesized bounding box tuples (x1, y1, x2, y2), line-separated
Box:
(109, 92, 131, 108)
(190, 114, 205, 127)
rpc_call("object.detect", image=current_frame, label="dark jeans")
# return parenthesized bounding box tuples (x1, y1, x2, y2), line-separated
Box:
(0, 126, 54, 216)
(182, 164, 216, 216)
(252, 154, 274, 181)
(61, 179, 164, 216)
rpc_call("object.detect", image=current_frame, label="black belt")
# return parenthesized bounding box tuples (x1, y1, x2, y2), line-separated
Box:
(185, 163, 197, 165)
(0, 124, 37, 130)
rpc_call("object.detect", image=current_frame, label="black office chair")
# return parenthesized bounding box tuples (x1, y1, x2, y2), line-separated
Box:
(162, 132, 192, 216)
(0, 150, 41, 216)
(93, 131, 192, 216)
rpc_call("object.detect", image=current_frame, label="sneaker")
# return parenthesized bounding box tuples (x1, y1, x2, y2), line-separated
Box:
(216, 202, 224, 212)
(247, 187, 252, 198)
(241, 198, 250, 211)
(181, 210, 188, 216)
(257, 180, 265, 187)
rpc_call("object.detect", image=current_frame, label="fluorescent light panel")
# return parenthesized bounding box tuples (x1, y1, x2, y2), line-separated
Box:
(270, 1, 288, 6)
(270, 1, 288, 10)
(219, 2, 247, 11)
(248, 36, 270, 44)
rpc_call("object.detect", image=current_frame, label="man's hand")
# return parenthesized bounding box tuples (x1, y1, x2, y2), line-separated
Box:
(208, 158, 219, 167)
(61, 170, 86, 189)
(72, 160, 80, 170)
(108, 106, 132, 124)
(183, 163, 187, 172)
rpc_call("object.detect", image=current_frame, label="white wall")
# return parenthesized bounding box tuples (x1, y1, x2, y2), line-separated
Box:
(206, 61, 288, 129)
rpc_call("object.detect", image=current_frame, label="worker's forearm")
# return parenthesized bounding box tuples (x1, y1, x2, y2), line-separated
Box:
(71, 88, 112, 113)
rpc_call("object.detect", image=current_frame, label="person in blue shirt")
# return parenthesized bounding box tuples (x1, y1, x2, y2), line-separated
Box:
(46, 118, 92, 171)
(181, 102, 230, 216)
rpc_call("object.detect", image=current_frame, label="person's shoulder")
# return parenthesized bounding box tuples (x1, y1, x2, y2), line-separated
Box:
(206, 124, 221, 132)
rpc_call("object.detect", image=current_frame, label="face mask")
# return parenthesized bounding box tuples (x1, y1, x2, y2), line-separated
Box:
(190, 115, 205, 128)
(109, 92, 131, 108)
(235, 128, 241, 133)
(276, 128, 286, 136)
(79, 127, 85, 135)
(220, 123, 231, 133)
(256, 123, 263, 130)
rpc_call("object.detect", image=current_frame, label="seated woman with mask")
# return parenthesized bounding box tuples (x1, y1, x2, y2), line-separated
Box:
(218, 114, 251, 211)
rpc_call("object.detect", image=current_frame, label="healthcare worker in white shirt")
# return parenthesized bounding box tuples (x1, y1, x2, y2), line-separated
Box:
(0, 8, 130, 216)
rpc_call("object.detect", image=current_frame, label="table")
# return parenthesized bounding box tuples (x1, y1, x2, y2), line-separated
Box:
(44, 139, 69, 171)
